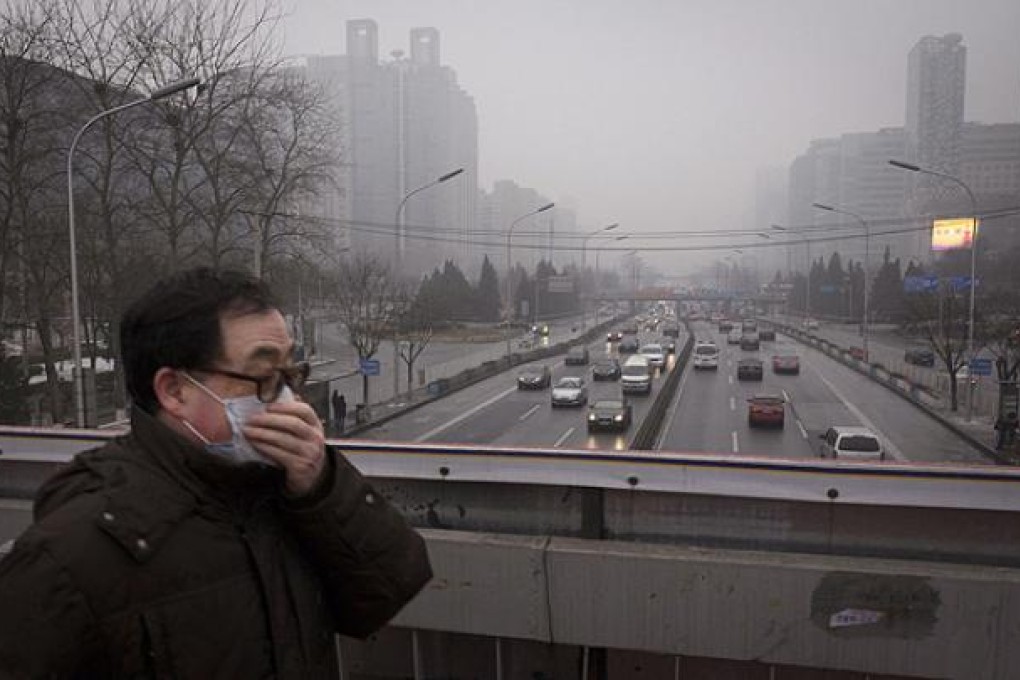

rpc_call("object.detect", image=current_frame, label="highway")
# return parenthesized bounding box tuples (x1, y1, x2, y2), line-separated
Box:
(357, 316, 990, 465)
(661, 320, 989, 464)
(360, 329, 684, 451)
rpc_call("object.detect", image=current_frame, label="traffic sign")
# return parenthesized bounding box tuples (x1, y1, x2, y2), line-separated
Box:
(359, 359, 380, 376)
(969, 358, 992, 377)
(948, 276, 979, 292)
(903, 275, 938, 293)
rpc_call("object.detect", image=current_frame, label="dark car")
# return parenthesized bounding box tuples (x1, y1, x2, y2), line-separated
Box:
(748, 394, 785, 428)
(591, 357, 622, 381)
(662, 324, 680, 338)
(758, 328, 776, 341)
(772, 354, 801, 375)
(740, 333, 760, 351)
(607, 330, 623, 342)
(904, 347, 935, 367)
(718, 320, 733, 333)
(737, 358, 764, 381)
(661, 338, 677, 354)
(621, 323, 639, 335)
(517, 365, 552, 389)
(565, 346, 590, 365)
(618, 336, 640, 354)
(587, 398, 633, 433)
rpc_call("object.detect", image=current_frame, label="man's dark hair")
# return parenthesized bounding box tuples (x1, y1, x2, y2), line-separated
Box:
(120, 267, 279, 414)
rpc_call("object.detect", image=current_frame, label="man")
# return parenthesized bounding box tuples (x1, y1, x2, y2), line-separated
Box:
(0, 268, 432, 677)
(337, 392, 348, 432)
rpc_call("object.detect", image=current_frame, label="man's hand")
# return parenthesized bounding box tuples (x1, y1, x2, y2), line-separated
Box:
(243, 400, 326, 496)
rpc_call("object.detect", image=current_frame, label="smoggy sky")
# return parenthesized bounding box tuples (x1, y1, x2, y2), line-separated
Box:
(280, 0, 1020, 272)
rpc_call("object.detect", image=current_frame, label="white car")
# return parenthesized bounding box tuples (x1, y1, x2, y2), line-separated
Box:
(819, 426, 885, 461)
(550, 376, 588, 407)
(639, 343, 666, 368)
(692, 341, 720, 369)
(727, 328, 742, 345)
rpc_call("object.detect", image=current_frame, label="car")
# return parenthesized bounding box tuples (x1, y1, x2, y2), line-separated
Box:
(621, 355, 653, 394)
(772, 354, 801, 375)
(662, 324, 680, 337)
(904, 347, 935, 367)
(819, 426, 886, 461)
(661, 338, 677, 354)
(591, 357, 621, 381)
(727, 328, 742, 345)
(848, 346, 868, 361)
(587, 398, 633, 432)
(607, 330, 623, 342)
(748, 394, 785, 428)
(531, 323, 550, 337)
(718, 320, 734, 333)
(758, 328, 776, 341)
(621, 322, 639, 335)
(803, 318, 819, 330)
(740, 333, 760, 351)
(551, 376, 588, 407)
(741, 319, 757, 333)
(737, 358, 764, 381)
(639, 343, 666, 368)
(517, 365, 552, 389)
(618, 336, 640, 354)
(693, 341, 720, 369)
(565, 346, 590, 365)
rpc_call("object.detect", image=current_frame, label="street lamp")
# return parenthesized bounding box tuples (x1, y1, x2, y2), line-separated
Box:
(581, 222, 619, 329)
(889, 158, 980, 363)
(813, 202, 871, 360)
(505, 202, 555, 360)
(395, 167, 464, 268)
(594, 234, 628, 327)
(67, 75, 200, 427)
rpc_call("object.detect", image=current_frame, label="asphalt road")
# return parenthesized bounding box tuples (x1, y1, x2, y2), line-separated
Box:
(360, 328, 684, 451)
(659, 321, 990, 464)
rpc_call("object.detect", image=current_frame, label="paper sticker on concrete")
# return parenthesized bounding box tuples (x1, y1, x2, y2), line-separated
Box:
(829, 608, 885, 628)
(811, 572, 940, 639)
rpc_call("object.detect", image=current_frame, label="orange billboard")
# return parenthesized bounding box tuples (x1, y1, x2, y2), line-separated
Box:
(931, 217, 977, 251)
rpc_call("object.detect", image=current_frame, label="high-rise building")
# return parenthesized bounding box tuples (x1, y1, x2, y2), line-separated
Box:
(905, 34, 967, 211)
(340, 19, 479, 280)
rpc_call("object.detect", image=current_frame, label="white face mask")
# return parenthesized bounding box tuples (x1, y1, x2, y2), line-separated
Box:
(182, 373, 294, 466)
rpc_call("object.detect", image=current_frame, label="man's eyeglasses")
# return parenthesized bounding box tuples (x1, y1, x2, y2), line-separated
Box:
(195, 361, 311, 403)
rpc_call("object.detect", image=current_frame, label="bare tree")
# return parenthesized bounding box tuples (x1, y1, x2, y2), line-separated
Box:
(396, 293, 433, 398)
(906, 286, 970, 411)
(332, 255, 403, 407)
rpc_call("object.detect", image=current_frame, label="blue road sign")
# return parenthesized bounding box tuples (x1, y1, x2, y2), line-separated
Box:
(948, 276, 979, 292)
(969, 358, 993, 377)
(903, 275, 938, 293)
(820, 284, 837, 294)
(359, 359, 380, 376)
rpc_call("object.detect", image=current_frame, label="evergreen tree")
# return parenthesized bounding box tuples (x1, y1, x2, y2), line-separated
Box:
(475, 256, 501, 321)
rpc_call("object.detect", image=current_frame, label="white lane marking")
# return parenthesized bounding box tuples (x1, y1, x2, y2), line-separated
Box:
(728, 375, 734, 385)
(554, 427, 575, 448)
(415, 385, 517, 442)
(729, 396, 736, 411)
(810, 365, 907, 461)
(797, 419, 808, 439)
(731, 431, 739, 452)
(782, 389, 791, 402)
(519, 404, 541, 421)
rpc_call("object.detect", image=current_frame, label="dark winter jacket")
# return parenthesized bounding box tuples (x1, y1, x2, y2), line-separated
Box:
(0, 408, 432, 678)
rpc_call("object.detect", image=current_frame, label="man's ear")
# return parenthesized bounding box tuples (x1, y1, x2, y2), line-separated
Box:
(153, 368, 187, 416)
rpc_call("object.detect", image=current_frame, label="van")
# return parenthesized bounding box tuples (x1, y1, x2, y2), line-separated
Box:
(621, 355, 652, 394)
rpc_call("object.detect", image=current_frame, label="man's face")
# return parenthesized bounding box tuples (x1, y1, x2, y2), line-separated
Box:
(180, 309, 294, 443)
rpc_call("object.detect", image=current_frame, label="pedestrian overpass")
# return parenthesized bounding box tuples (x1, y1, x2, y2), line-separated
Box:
(2, 429, 1018, 679)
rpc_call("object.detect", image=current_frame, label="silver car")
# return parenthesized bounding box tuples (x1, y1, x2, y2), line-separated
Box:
(551, 376, 588, 407)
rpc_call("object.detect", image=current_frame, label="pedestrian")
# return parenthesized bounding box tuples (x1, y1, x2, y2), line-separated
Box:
(994, 411, 1018, 450)
(0, 267, 432, 677)
(337, 393, 348, 432)
(331, 388, 343, 431)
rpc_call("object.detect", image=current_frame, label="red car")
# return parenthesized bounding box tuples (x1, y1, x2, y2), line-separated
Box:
(772, 354, 800, 375)
(748, 395, 785, 428)
(849, 346, 868, 361)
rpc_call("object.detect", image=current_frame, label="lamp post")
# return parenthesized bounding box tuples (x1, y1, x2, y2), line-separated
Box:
(395, 167, 464, 268)
(813, 202, 871, 361)
(505, 202, 555, 360)
(594, 235, 628, 327)
(889, 159, 980, 419)
(581, 223, 619, 329)
(773, 224, 812, 320)
(67, 76, 200, 428)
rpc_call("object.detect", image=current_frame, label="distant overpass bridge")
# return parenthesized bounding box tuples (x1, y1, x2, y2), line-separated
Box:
(2, 428, 1018, 679)
(594, 289, 789, 309)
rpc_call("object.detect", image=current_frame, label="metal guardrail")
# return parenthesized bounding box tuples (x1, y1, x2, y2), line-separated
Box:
(630, 321, 694, 450)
